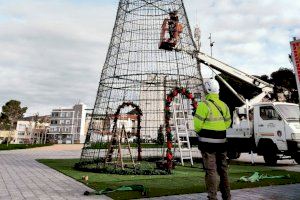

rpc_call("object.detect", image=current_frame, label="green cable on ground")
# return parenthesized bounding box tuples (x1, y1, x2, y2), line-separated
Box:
(238, 172, 290, 183)
(84, 185, 148, 196)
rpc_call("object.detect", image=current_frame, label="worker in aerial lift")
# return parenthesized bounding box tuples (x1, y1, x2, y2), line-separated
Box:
(168, 10, 179, 43)
(169, 10, 183, 44)
(194, 79, 232, 200)
(159, 10, 183, 50)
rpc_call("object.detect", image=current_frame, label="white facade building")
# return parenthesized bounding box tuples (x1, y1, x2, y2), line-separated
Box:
(15, 121, 34, 144)
(14, 120, 50, 144)
(139, 75, 165, 141)
(48, 103, 87, 144)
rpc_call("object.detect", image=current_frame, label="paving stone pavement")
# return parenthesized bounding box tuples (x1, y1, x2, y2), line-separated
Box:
(0, 146, 112, 200)
(142, 184, 300, 200)
(1, 145, 300, 200)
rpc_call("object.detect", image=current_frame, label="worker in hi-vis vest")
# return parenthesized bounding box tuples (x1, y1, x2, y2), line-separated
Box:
(194, 79, 232, 200)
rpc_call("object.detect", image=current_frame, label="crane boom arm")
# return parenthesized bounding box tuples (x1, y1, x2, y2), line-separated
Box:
(175, 48, 274, 108)
(193, 51, 274, 90)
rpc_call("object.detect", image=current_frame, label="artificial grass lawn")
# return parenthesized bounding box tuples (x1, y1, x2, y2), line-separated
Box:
(37, 159, 300, 200)
(0, 143, 53, 151)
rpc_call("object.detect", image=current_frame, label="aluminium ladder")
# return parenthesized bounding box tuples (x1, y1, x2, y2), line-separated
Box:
(172, 96, 194, 166)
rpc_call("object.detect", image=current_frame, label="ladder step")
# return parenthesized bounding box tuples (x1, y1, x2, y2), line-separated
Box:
(176, 124, 187, 126)
(173, 110, 185, 112)
(176, 128, 187, 131)
(177, 133, 189, 135)
(177, 132, 188, 135)
(178, 141, 189, 144)
(180, 148, 191, 151)
(173, 103, 182, 106)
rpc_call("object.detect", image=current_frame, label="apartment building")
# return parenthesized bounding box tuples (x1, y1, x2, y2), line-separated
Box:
(48, 103, 86, 144)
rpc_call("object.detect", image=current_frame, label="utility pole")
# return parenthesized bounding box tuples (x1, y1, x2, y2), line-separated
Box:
(194, 25, 201, 51)
(209, 33, 215, 57)
(209, 33, 215, 78)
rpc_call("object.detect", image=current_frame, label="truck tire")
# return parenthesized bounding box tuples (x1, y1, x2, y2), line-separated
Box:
(263, 153, 277, 165)
(227, 151, 241, 160)
(263, 143, 278, 165)
(294, 153, 300, 164)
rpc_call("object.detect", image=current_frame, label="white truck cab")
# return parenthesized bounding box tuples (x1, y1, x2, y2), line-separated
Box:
(227, 102, 300, 165)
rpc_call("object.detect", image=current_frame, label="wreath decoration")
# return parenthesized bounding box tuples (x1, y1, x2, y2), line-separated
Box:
(110, 102, 143, 161)
(164, 87, 198, 169)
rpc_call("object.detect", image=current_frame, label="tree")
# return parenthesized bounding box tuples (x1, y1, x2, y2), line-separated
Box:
(1, 100, 27, 145)
(270, 68, 297, 90)
(259, 74, 270, 82)
(33, 113, 39, 144)
(217, 74, 261, 112)
(217, 67, 299, 111)
(269, 68, 299, 103)
(0, 114, 10, 130)
(38, 116, 50, 144)
(156, 125, 165, 145)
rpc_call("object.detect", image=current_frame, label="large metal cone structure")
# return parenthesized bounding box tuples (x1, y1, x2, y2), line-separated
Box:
(80, 0, 205, 165)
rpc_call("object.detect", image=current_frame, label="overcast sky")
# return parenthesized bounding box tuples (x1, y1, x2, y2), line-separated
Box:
(0, 0, 299, 116)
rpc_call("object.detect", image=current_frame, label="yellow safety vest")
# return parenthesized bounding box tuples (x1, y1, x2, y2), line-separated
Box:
(193, 93, 231, 143)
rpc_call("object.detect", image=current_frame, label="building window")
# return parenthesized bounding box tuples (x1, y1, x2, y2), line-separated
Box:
(61, 113, 65, 117)
(18, 132, 25, 136)
(52, 112, 59, 117)
(66, 112, 70, 117)
(66, 120, 70, 124)
(51, 120, 58, 125)
(60, 120, 64, 124)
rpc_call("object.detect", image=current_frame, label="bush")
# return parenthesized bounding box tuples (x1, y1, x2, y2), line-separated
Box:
(74, 161, 170, 175)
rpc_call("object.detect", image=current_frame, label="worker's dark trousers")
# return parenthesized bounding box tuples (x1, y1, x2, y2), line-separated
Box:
(201, 151, 231, 200)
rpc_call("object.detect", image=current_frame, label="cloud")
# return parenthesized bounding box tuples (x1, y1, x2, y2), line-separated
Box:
(0, 0, 117, 115)
(0, 0, 299, 116)
(186, 0, 299, 76)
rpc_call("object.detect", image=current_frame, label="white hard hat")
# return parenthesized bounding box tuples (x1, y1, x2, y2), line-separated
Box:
(204, 79, 220, 94)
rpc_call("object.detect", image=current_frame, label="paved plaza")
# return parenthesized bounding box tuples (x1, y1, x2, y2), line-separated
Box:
(0, 145, 111, 200)
(0, 144, 299, 200)
(143, 183, 300, 200)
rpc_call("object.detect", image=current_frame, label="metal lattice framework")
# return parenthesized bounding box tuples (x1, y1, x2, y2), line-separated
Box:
(79, 0, 205, 167)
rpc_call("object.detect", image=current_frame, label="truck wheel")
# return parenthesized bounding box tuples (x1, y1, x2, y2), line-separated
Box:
(227, 151, 241, 160)
(294, 154, 300, 164)
(263, 149, 278, 165)
(263, 153, 277, 165)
